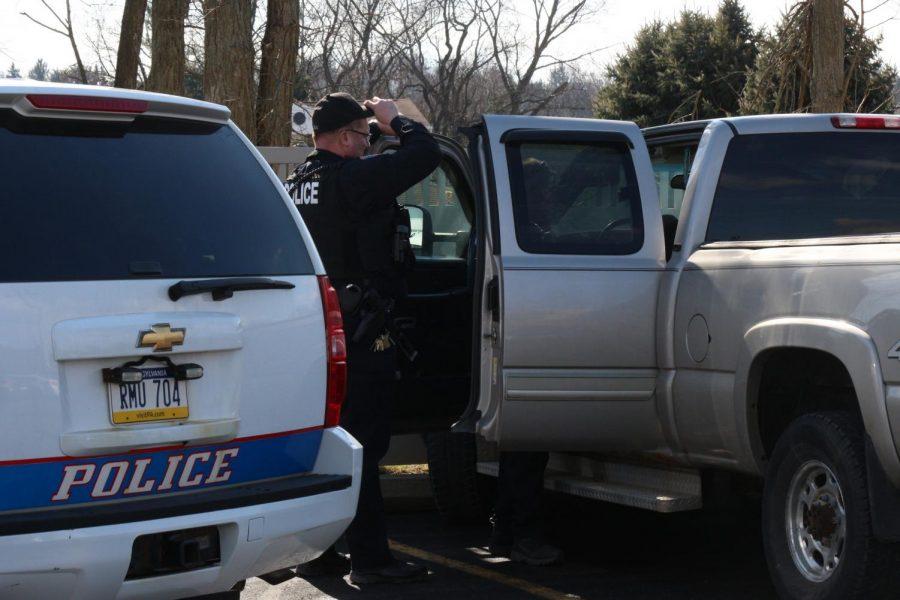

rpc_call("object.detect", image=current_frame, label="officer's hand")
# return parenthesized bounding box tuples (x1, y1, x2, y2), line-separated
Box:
(364, 97, 399, 135)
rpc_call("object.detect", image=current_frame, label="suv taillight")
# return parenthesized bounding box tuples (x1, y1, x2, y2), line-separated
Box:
(318, 276, 347, 427)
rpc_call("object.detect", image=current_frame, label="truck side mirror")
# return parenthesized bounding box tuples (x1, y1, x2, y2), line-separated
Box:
(670, 174, 686, 190)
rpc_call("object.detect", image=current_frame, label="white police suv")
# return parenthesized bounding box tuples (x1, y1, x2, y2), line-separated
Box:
(0, 80, 360, 598)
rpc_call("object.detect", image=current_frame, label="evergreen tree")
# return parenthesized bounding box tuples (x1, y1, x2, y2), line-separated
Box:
(709, 0, 759, 114)
(28, 59, 49, 81)
(594, 0, 757, 126)
(594, 22, 670, 127)
(6, 63, 21, 79)
(183, 59, 204, 100)
(741, 4, 896, 114)
(663, 10, 718, 120)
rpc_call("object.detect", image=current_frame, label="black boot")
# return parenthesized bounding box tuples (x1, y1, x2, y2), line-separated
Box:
(488, 527, 514, 557)
(295, 547, 351, 578)
(509, 537, 564, 566)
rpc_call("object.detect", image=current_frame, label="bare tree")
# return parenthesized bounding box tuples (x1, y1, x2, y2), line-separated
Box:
(811, 0, 844, 111)
(856, 0, 900, 32)
(115, 0, 148, 88)
(542, 63, 603, 117)
(184, 0, 204, 94)
(398, 0, 498, 135)
(203, 0, 256, 137)
(301, 0, 424, 99)
(85, 14, 120, 83)
(148, 0, 190, 94)
(298, 0, 603, 133)
(484, 0, 601, 115)
(21, 0, 88, 84)
(257, 0, 300, 145)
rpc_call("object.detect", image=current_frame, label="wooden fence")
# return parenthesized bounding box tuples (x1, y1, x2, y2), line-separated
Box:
(257, 145, 312, 181)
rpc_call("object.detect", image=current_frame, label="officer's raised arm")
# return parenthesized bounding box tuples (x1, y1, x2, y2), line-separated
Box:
(338, 98, 441, 210)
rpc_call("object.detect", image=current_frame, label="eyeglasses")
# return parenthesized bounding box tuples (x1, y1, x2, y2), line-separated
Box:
(345, 128, 371, 142)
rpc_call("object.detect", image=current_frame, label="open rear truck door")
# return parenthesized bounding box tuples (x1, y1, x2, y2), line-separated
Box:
(461, 115, 668, 453)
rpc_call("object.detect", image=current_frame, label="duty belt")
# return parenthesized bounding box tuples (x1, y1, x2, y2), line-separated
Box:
(337, 284, 417, 360)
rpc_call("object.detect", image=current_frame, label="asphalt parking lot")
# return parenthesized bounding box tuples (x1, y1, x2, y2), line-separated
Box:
(243, 482, 777, 600)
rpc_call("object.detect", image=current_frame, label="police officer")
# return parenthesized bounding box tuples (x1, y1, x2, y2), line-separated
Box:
(288, 92, 441, 584)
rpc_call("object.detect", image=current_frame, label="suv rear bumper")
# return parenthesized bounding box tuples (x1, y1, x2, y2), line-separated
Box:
(0, 427, 361, 600)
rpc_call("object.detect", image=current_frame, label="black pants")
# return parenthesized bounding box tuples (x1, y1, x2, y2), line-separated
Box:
(339, 339, 396, 571)
(493, 451, 549, 540)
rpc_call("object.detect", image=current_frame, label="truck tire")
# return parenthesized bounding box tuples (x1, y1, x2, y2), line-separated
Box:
(424, 431, 492, 524)
(762, 412, 899, 599)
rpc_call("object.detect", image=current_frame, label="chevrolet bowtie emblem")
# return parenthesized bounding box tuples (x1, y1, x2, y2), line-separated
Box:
(137, 323, 186, 352)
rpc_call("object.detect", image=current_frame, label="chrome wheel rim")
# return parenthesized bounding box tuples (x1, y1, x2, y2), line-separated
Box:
(785, 460, 846, 582)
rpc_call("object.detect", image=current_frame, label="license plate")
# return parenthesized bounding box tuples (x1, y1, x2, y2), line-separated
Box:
(108, 367, 189, 425)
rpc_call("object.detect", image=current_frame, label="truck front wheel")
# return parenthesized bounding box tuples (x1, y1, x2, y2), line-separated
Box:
(762, 412, 897, 599)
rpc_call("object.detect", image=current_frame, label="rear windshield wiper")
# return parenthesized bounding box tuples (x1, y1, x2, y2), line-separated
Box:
(168, 277, 295, 301)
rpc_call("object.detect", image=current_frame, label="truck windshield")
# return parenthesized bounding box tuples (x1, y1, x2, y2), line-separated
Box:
(0, 110, 312, 282)
(706, 132, 900, 242)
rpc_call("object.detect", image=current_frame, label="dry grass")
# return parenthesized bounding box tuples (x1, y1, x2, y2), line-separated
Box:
(379, 464, 429, 476)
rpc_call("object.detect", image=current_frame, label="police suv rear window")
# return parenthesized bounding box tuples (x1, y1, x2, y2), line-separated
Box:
(706, 132, 900, 242)
(0, 110, 312, 282)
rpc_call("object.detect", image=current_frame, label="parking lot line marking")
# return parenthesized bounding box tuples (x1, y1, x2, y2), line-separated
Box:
(389, 540, 580, 600)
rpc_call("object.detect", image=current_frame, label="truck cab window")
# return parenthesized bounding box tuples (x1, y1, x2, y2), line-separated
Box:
(707, 132, 900, 242)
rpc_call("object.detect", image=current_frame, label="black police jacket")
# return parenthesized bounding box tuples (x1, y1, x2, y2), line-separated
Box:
(289, 116, 441, 299)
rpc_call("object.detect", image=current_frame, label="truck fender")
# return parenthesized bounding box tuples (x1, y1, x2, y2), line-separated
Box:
(733, 317, 900, 488)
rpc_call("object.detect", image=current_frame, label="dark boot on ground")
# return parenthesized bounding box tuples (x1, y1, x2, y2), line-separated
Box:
(295, 547, 351, 578)
(509, 537, 564, 566)
(488, 529, 514, 557)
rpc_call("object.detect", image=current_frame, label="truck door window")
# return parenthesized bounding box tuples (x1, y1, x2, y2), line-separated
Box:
(395, 159, 473, 259)
(507, 141, 644, 255)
